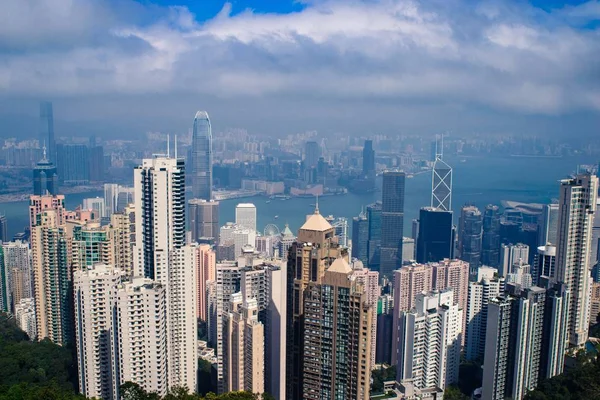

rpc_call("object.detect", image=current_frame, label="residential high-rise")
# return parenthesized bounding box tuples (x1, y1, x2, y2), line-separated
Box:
(191, 111, 213, 200)
(591, 199, 600, 276)
(539, 278, 569, 380)
(0, 215, 6, 243)
(0, 247, 8, 312)
(352, 212, 369, 265)
(465, 267, 503, 361)
(482, 204, 501, 267)
(555, 174, 598, 347)
(286, 207, 347, 399)
(33, 147, 59, 195)
(380, 171, 405, 279)
(39, 101, 55, 162)
(223, 294, 264, 394)
(83, 197, 105, 219)
(30, 207, 72, 345)
(197, 244, 216, 321)
(236, 203, 257, 233)
(362, 139, 375, 176)
(402, 237, 415, 262)
(351, 265, 380, 368)
(56, 143, 90, 184)
(2, 240, 32, 311)
(539, 203, 559, 246)
(74, 264, 124, 400)
(482, 286, 547, 400)
(302, 258, 373, 400)
(189, 199, 220, 243)
(533, 245, 556, 285)
(366, 201, 382, 271)
(416, 207, 454, 263)
(459, 205, 483, 281)
(116, 278, 168, 398)
(104, 184, 135, 217)
(304, 141, 320, 169)
(499, 243, 530, 278)
(15, 297, 36, 339)
(396, 290, 462, 392)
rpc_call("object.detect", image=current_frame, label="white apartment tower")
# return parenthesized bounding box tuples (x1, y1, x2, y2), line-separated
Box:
(15, 297, 36, 340)
(499, 243, 529, 278)
(396, 290, 463, 392)
(74, 264, 124, 400)
(555, 174, 598, 347)
(2, 240, 32, 311)
(235, 203, 257, 233)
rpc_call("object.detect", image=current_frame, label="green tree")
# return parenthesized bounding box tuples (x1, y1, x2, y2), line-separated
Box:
(444, 385, 469, 400)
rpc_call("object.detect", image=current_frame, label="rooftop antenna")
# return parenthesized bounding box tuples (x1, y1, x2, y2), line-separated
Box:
(174, 134, 178, 159)
(42, 140, 47, 161)
(315, 194, 320, 214)
(167, 134, 170, 157)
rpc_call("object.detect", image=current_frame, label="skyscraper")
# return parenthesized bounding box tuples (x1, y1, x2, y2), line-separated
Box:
(555, 174, 598, 347)
(0, 215, 7, 244)
(459, 205, 483, 281)
(304, 141, 320, 169)
(191, 111, 213, 200)
(189, 199, 219, 243)
(482, 204, 501, 267)
(416, 207, 454, 263)
(431, 156, 452, 212)
(197, 244, 216, 320)
(39, 101, 55, 162)
(352, 212, 369, 264)
(362, 139, 375, 176)
(286, 207, 347, 399)
(302, 258, 373, 400)
(396, 290, 462, 392)
(380, 171, 405, 278)
(499, 243, 530, 278)
(56, 144, 90, 184)
(366, 202, 382, 271)
(532, 245, 556, 284)
(83, 197, 105, 219)
(2, 240, 32, 311)
(33, 147, 59, 196)
(236, 203, 257, 232)
(539, 204, 559, 246)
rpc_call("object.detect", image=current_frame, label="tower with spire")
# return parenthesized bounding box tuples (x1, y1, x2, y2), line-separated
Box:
(33, 144, 59, 195)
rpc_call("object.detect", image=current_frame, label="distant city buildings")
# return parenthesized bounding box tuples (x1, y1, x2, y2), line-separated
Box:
(482, 204, 501, 267)
(416, 207, 454, 264)
(191, 111, 213, 200)
(380, 171, 405, 279)
(235, 203, 257, 233)
(459, 205, 483, 281)
(189, 199, 219, 243)
(39, 101, 56, 162)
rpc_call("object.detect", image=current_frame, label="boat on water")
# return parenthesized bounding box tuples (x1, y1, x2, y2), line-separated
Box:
(266, 200, 271, 204)
(274, 215, 279, 219)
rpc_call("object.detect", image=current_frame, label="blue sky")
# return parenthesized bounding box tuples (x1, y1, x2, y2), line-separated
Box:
(0, 0, 599, 138)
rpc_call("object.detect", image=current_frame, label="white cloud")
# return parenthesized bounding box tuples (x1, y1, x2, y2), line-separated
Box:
(0, 0, 599, 119)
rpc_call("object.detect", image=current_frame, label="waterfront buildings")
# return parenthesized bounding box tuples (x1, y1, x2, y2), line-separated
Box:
(56, 144, 90, 184)
(416, 207, 454, 264)
(380, 171, 405, 279)
(191, 111, 213, 200)
(189, 199, 219, 243)
(555, 174, 598, 347)
(235, 203, 257, 233)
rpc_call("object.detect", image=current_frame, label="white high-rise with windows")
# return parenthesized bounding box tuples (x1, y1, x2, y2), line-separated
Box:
(2, 240, 32, 312)
(396, 289, 462, 392)
(555, 174, 598, 347)
(235, 203, 257, 233)
(14, 297, 36, 340)
(74, 264, 124, 400)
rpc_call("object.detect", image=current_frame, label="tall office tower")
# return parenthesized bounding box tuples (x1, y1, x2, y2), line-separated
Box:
(15, 297, 36, 339)
(133, 156, 185, 279)
(555, 174, 598, 347)
(83, 197, 105, 219)
(362, 139, 375, 176)
(539, 203, 559, 246)
(30, 208, 72, 344)
(591, 199, 600, 275)
(533, 245, 556, 285)
(367, 201, 382, 271)
(39, 101, 55, 162)
(33, 147, 59, 195)
(56, 144, 90, 184)
(278, 224, 296, 259)
(197, 244, 216, 320)
(380, 171, 405, 279)
(351, 266, 380, 368)
(0, 247, 8, 312)
(286, 208, 347, 399)
(236, 203, 257, 232)
(3, 241, 32, 311)
(189, 199, 219, 243)
(74, 264, 123, 400)
(499, 243, 530, 278)
(458, 205, 483, 281)
(482, 286, 547, 400)
(232, 229, 257, 258)
(482, 204, 501, 267)
(0, 215, 6, 243)
(191, 111, 213, 200)
(396, 290, 462, 392)
(302, 258, 373, 400)
(117, 278, 168, 398)
(539, 278, 569, 380)
(416, 207, 453, 263)
(304, 141, 320, 169)
(327, 216, 349, 248)
(264, 263, 287, 400)
(402, 237, 415, 262)
(223, 294, 265, 394)
(465, 267, 503, 361)
(431, 153, 452, 212)
(88, 145, 105, 182)
(352, 212, 369, 264)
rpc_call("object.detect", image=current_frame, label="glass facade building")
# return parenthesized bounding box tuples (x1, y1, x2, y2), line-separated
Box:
(191, 111, 213, 200)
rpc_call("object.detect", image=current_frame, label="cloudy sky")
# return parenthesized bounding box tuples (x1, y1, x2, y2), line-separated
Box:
(1, 0, 599, 139)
